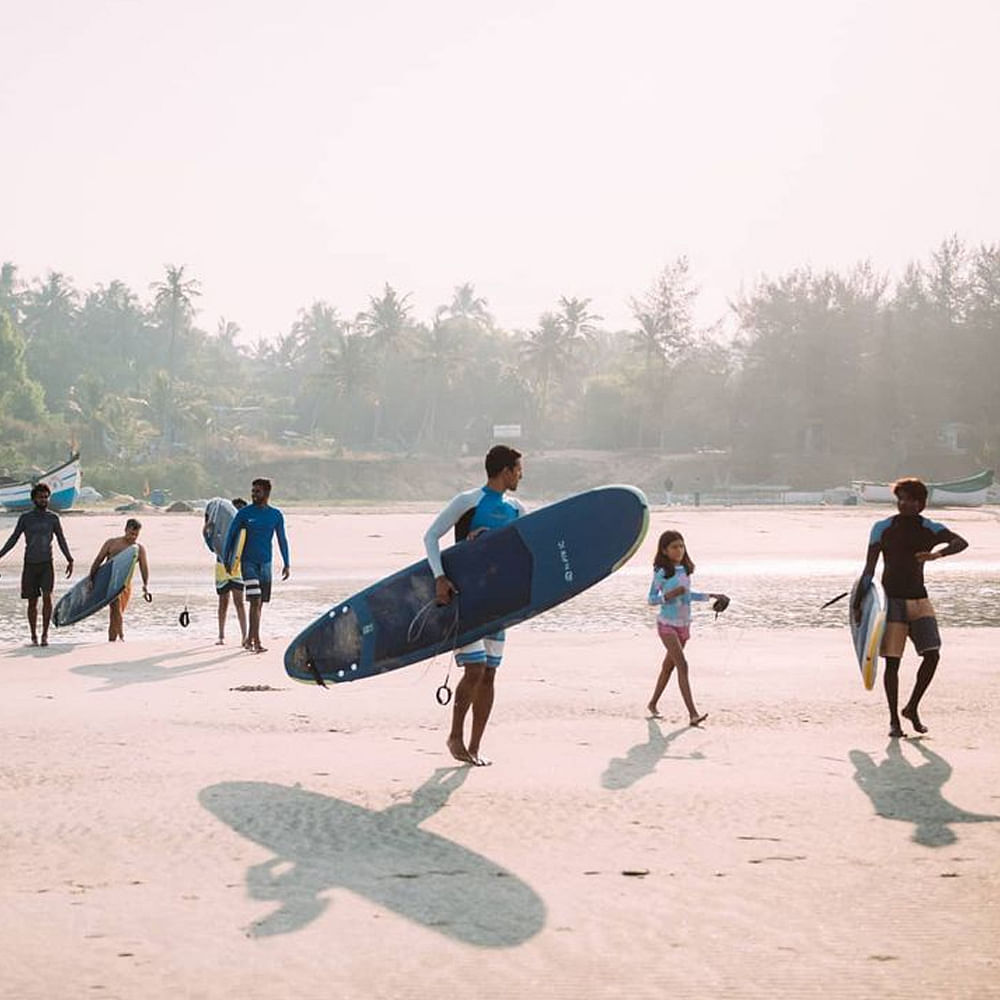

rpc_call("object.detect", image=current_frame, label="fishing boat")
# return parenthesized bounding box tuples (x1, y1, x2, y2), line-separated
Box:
(853, 469, 994, 507)
(0, 453, 82, 512)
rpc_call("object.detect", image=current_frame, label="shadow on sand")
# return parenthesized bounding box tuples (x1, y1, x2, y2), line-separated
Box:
(199, 767, 547, 946)
(601, 718, 705, 791)
(850, 739, 1000, 847)
(71, 644, 240, 691)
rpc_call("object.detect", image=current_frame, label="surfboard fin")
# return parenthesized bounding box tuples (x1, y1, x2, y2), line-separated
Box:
(305, 655, 327, 688)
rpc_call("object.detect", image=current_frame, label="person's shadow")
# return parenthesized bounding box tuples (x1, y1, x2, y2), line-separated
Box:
(849, 740, 1000, 847)
(198, 767, 546, 946)
(600, 719, 705, 791)
(71, 645, 239, 691)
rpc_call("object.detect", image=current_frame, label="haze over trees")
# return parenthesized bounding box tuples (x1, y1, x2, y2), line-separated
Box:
(1, 236, 997, 496)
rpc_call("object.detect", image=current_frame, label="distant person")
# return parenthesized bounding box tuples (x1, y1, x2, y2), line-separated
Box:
(663, 476, 674, 505)
(223, 478, 290, 654)
(424, 444, 525, 766)
(204, 497, 248, 646)
(646, 530, 727, 725)
(852, 477, 968, 737)
(90, 518, 150, 642)
(0, 483, 74, 646)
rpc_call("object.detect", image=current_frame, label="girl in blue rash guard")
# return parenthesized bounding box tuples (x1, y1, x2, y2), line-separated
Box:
(646, 530, 726, 725)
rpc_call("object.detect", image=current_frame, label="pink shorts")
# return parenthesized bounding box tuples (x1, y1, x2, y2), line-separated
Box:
(657, 621, 690, 646)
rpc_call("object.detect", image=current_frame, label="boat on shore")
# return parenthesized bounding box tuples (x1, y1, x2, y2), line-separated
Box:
(853, 469, 994, 507)
(0, 453, 82, 512)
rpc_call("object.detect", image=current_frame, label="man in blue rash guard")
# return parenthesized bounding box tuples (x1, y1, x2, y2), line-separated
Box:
(223, 478, 290, 654)
(853, 477, 968, 738)
(424, 445, 525, 766)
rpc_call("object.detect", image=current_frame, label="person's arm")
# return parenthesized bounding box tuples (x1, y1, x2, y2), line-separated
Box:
(275, 510, 290, 580)
(53, 516, 74, 577)
(0, 515, 26, 561)
(423, 490, 478, 603)
(137, 544, 150, 596)
(852, 523, 883, 622)
(916, 522, 969, 563)
(90, 540, 110, 581)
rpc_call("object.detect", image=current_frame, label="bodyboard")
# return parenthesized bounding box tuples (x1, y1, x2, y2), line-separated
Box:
(53, 544, 139, 627)
(849, 576, 886, 690)
(285, 485, 649, 685)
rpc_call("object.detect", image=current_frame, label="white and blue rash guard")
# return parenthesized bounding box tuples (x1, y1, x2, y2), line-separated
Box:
(423, 486, 525, 578)
(648, 566, 709, 627)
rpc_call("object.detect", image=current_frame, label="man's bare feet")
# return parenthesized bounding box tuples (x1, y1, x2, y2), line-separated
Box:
(254, 645, 268, 654)
(889, 721, 904, 738)
(901, 705, 928, 734)
(40, 636, 48, 647)
(689, 713, 708, 726)
(470, 753, 493, 767)
(447, 735, 475, 764)
(30, 636, 38, 646)
(647, 704, 662, 718)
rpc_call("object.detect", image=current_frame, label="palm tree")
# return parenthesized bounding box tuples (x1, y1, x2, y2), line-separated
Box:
(556, 295, 602, 351)
(519, 312, 573, 440)
(356, 283, 414, 355)
(322, 330, 378, 446)
(150, 264, 201, 443)
(437, 282, 492, 329)
(412, 317, 469, 448)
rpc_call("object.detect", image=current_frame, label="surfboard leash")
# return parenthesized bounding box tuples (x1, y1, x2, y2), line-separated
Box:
(407, 597, 461, 706)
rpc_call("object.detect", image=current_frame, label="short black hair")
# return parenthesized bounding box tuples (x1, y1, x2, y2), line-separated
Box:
(892, 477, 928, 506)
(232, 497, 247, 508)
(485, 445, 522, 478)
(252, 478, 272, 494)
(125, 518, 142, 531)
(30, 483, 51, 499)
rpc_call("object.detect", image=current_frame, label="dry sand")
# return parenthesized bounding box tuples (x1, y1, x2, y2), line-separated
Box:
(2, 505, 999, 999)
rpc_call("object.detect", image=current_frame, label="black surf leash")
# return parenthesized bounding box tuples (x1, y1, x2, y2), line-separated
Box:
(819, 591, 849, 610)
(407, 596, 461, 707)
(711, 594, 731, 620)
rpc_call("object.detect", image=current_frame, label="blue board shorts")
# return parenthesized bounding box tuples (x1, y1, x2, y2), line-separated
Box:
(455, 630, 506, 668)
(241, 560, 272, 603)
(882, 597, 940, 657)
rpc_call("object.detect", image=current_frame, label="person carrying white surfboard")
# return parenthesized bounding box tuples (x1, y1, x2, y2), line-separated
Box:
(223, 478, 290, 654)
(89, 518, 150, 642)
(852, 477, 968, 738)
(424, 445, 525, 767)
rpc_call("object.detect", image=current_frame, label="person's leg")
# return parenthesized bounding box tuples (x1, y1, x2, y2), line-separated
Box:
(466, 668, 496, 765)
(232, 590, 248, 644)
(27, 597, 39, 645)
(217, 590, 230, 643)
(109, 597, 123, 642)
(648, 652, 675, 717)
(247, 597, 262, 650)
(902, 651, 939, 734)
(448, 660, 486, 763)
(661, 629, 704, 724)
(883, 656, 902, 736)
(40, 591, 52, 645)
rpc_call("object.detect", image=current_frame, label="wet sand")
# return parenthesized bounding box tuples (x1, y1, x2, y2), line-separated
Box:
(2, 506, 999, 998)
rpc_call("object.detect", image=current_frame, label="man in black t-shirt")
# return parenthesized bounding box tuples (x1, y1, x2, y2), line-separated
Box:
(853, 477, 968, 737)
(0, 483, 74, 646)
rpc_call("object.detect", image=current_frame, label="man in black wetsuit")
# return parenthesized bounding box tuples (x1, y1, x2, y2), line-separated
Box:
(0, 483, 74, 646)
(853, 477, 968, 737)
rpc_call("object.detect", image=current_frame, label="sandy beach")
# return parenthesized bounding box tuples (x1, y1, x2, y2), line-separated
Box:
(2, 505, 999, 999)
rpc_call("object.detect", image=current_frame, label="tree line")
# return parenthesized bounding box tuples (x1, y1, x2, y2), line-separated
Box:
(1, 235, 997, 494)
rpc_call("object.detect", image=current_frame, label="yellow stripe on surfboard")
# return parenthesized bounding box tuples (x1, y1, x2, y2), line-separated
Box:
(862, 612, 886, 690)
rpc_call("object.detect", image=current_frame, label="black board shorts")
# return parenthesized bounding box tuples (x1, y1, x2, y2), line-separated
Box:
(883, 597, 941, 657)
(21, 561, 55, 599)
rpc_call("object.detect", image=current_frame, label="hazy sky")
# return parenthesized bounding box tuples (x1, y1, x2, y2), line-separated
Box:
(3, 0, 998, 341)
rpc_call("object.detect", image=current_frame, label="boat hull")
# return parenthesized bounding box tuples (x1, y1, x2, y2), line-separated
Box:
(0, 455, 82, 512)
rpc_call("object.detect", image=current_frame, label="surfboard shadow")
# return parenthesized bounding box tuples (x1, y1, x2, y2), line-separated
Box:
(198, 768, 547, 947)
(71, 646, 238, 691)
(849, 740, 1000, 847)
(601, 719, 704, 791)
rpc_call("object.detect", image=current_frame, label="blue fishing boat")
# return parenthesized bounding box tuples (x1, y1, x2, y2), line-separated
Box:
(0, 453, 82, 512)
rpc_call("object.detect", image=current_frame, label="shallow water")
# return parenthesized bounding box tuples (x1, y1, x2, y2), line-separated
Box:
(2, 550, 997, 647)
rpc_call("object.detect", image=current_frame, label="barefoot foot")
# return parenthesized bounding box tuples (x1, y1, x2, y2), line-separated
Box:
(446, 735, 475, 764)
(901, 706, 928, 734)
(689, 713, 708, 726)
(647, 704, 662, 719)
(889, 722, 905, 738)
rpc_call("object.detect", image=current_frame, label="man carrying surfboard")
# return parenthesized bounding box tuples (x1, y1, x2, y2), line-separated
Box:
(90, 518, 150, 642)
(223, 478, 290, 654)
(424, 444, 525, 766)
(853, 477, 968, 737)
(0, 483, 74, 647)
